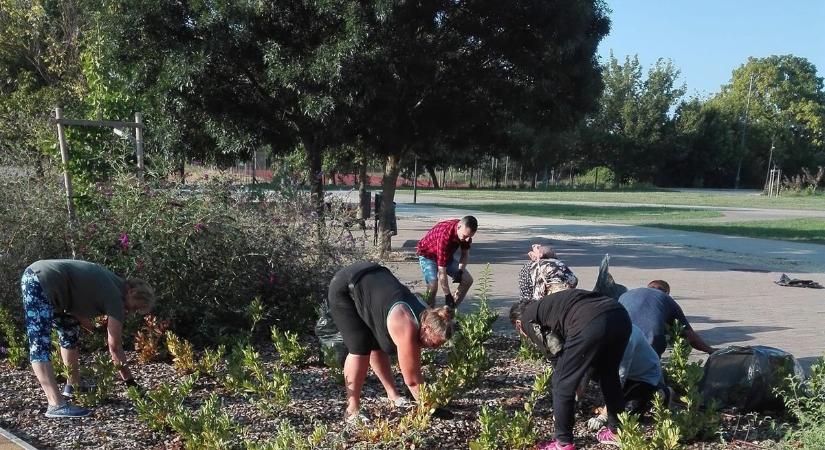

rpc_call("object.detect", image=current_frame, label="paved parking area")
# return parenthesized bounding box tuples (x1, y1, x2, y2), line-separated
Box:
(379, 201, 825, 371)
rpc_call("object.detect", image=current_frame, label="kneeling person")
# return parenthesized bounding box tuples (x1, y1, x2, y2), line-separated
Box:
(328, 261, 453, 422)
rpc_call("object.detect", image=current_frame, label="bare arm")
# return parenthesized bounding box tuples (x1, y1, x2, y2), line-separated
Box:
(683, 328, 716, 354)
(438, 266, 451, 300)
(106, 317, 135, 381)
(458, 247, 469, 271)
(388, 308, 424, 401)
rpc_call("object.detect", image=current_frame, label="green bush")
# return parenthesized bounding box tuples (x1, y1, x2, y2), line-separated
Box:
(0, 173, 367, 345)
(271, 326, 310, 367)
(779, 353, 825, 448)
(574, 166, 615, 189)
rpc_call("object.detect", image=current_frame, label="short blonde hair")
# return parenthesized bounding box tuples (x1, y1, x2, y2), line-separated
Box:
(126, 278, 156, 310)
(420, 306, 454, 341)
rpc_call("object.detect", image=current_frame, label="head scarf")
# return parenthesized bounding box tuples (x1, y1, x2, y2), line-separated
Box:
(529, 258, 578, 300)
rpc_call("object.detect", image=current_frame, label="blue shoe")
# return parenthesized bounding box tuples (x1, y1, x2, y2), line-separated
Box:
(45, 402, 92, 418)
(62, 382, 96, 398)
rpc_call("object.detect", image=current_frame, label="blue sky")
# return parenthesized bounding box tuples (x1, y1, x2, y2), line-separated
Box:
(597, 1, 825, 99)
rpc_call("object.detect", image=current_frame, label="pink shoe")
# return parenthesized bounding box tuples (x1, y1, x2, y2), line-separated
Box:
(596, 427, 619, 446)
(534, 441, 576, 450)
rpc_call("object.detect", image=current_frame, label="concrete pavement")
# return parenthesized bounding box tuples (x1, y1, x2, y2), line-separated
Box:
(371, 199, 825, 371)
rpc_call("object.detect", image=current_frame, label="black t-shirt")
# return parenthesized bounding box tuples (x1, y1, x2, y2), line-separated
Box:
(522, 289, 624, 340)
(345, 262, 426, 354)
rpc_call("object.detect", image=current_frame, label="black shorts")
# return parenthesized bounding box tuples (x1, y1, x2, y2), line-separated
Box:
(328, 271, 378, 356)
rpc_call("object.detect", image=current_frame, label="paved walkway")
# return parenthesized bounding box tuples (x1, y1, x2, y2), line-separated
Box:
(371, 198, 825, 371)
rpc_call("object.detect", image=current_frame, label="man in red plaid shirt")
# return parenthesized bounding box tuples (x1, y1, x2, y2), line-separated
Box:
(416, 216, 478, 308)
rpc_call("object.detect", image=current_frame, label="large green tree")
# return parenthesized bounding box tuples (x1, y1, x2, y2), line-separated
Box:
(711, 55, 825, 187)
(347, 0, 610, 252)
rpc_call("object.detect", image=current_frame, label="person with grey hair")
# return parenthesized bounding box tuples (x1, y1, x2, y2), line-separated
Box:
(517, 244, 570, 303)
(510, 259, 630, 449)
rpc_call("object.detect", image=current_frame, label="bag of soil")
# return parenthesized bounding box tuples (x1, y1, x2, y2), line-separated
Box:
(592, 254, 627, 300)
(699, 345, 803, 412)
(315, 300, 347, 367)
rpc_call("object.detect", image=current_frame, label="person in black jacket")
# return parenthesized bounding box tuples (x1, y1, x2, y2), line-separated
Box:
(328, 261, 454, 423)
(509, 259, 631, 449)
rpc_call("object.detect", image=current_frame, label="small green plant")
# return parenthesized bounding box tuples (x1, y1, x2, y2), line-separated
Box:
(663, 321, 720, 442)
(223, 343, 291, 414)
(0, 306, 27, 368)
(271, 326, 310, 367)
(166, 331, 197, 375)
(135, 315, 170, 363)
(516, 336, 544, 362)
(778, 352, 825, 448)
(617, 394, 681, 450)
(167, 394, 240, 450)
(321, 346, 345, 385)
(74, 352, 119, 407)
(469, 367, 553, 450)
(248, 296, 265, 336)
(198, 345, 226, 377)
(128, 375, 196, 431)
(50, 329, 72, 382)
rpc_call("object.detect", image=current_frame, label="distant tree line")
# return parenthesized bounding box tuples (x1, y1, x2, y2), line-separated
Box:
(2, 1, 824, 249)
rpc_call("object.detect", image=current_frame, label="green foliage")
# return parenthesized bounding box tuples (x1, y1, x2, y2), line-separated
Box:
(779, 353, 825, 448)
(248, 297, 265, 337)
(198, 345, 226, 378)
(223, 343, 291, 414)
(617, 394, 681, 450)
(128, 375, 196, 431)
(246, 422, 334, 450)
(427, 264, 497, 406)
(50, 329, 71, 382)
(575, 166, 616, 189)
(167, 394, 240, 450)
(0, 306, 27, 368)
(663, 321, 721, 442)
(271, 327, 310, 367)
(135, 315, 169, 363)
(74, 352, 119, 407)
(321, 345, 345, 385)
(469, 367, 553, 450)
(166, 331, 197, 376)
(516, 337, 544, 362)
(0, 174, 366, 344)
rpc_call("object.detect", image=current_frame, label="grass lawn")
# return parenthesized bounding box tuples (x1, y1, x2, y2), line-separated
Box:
(413, 188, 825, 210)
(421, 202, 722, 222)
(644, 218, 825, 244)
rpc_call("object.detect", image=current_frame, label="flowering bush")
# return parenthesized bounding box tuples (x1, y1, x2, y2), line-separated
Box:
(0, 172, 368, 346)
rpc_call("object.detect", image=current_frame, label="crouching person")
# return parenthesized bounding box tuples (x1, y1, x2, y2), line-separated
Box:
(587, 324, 672, 431)
(21, 259, 155, 418)
(509, 259, 631, 449)
(328, 261, 453, 423)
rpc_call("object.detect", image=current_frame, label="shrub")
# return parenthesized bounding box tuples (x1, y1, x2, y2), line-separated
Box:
(74, 352, 119, 407)
(469, 367, 552, 450)
(516, 336, 544, 362)
(617, 394, 681, 450)
(166, 331, 197, 375)
(0, 173, 368, 345)
(779, 353, 825, 448)
(135, 315, 170, 363)
(223, 343, 291, 414)
(574, 166, 616, 189)
(0, 306, 27, 368)
(271, 326, 310, 367)
(167, 394, 240, 450)
(128, 375, 196, 431)
(198, 345, 226, 377)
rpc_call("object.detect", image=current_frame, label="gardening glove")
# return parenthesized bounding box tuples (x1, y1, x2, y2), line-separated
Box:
(444, 294, 456, 309)
(451, 270, 463, 284)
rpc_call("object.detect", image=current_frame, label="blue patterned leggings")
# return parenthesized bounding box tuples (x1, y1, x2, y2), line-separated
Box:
(21, 269, 80, 362)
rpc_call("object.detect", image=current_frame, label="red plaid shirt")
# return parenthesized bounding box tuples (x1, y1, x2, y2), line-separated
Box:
(416, 219, 471, 266)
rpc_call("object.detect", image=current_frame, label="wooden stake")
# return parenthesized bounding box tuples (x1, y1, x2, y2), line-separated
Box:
(135, 112, 145, 180)
(55, 108, 75, 220)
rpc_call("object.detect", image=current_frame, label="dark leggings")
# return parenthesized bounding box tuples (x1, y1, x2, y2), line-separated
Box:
(551, 308, 632, 444)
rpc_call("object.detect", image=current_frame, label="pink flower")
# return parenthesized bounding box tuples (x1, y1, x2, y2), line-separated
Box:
(136, 258, 144, 272)
(268, 273, 277, 286)
(118, 232, 130, 251)
(194, 223, 204, 233)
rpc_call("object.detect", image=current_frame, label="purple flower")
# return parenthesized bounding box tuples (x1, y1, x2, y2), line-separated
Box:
(268, 273, 277, 286)
(194, 223, 204, 233)
(118, 232, 130, 251)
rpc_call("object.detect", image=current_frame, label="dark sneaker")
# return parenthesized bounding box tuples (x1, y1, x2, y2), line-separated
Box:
(596, 427, 620, 446)
(62, 382, 96, 398)
(45, 402, 92, 418)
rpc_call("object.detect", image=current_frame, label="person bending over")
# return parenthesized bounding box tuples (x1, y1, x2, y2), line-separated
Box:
(510, 259, 631, 449)
(517, 244, 576, 303)
(21, 259, 155, 418)
(619, 282, 716, 358)
(415, 216, 477, 308)
(328, 261, 453, 423)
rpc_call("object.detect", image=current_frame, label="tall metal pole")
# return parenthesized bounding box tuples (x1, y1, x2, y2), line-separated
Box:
(735, 73, 755, 189)
(763, 137, 775, 192)
(135, 112, 145, 181)
(413, 155, 418, 204)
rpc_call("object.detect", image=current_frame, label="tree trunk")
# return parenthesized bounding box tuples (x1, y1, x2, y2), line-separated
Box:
(178, 157, 186, 184)
(426, 164, 440, 189)
(531, 171, 537, 189)
(469, 167, 474, 188)
(379, 154, 402, 256)
(306, 138, 324, 218)
(357, 158, 369, 225)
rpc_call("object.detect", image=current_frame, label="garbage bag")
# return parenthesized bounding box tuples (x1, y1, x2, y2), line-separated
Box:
(315, 300, 347, 367)
(699, 345, 803, 412)
(592, 254, 627, 300)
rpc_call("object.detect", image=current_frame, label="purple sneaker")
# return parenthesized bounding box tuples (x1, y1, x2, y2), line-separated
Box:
(534, 441, 576, 450)
(596, 427, 620, 446)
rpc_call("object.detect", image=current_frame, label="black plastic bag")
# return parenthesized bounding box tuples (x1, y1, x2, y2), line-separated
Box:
(592, 254, 627, 300)
(699, 345, 803, 412)
(315, 300, 347, 367)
